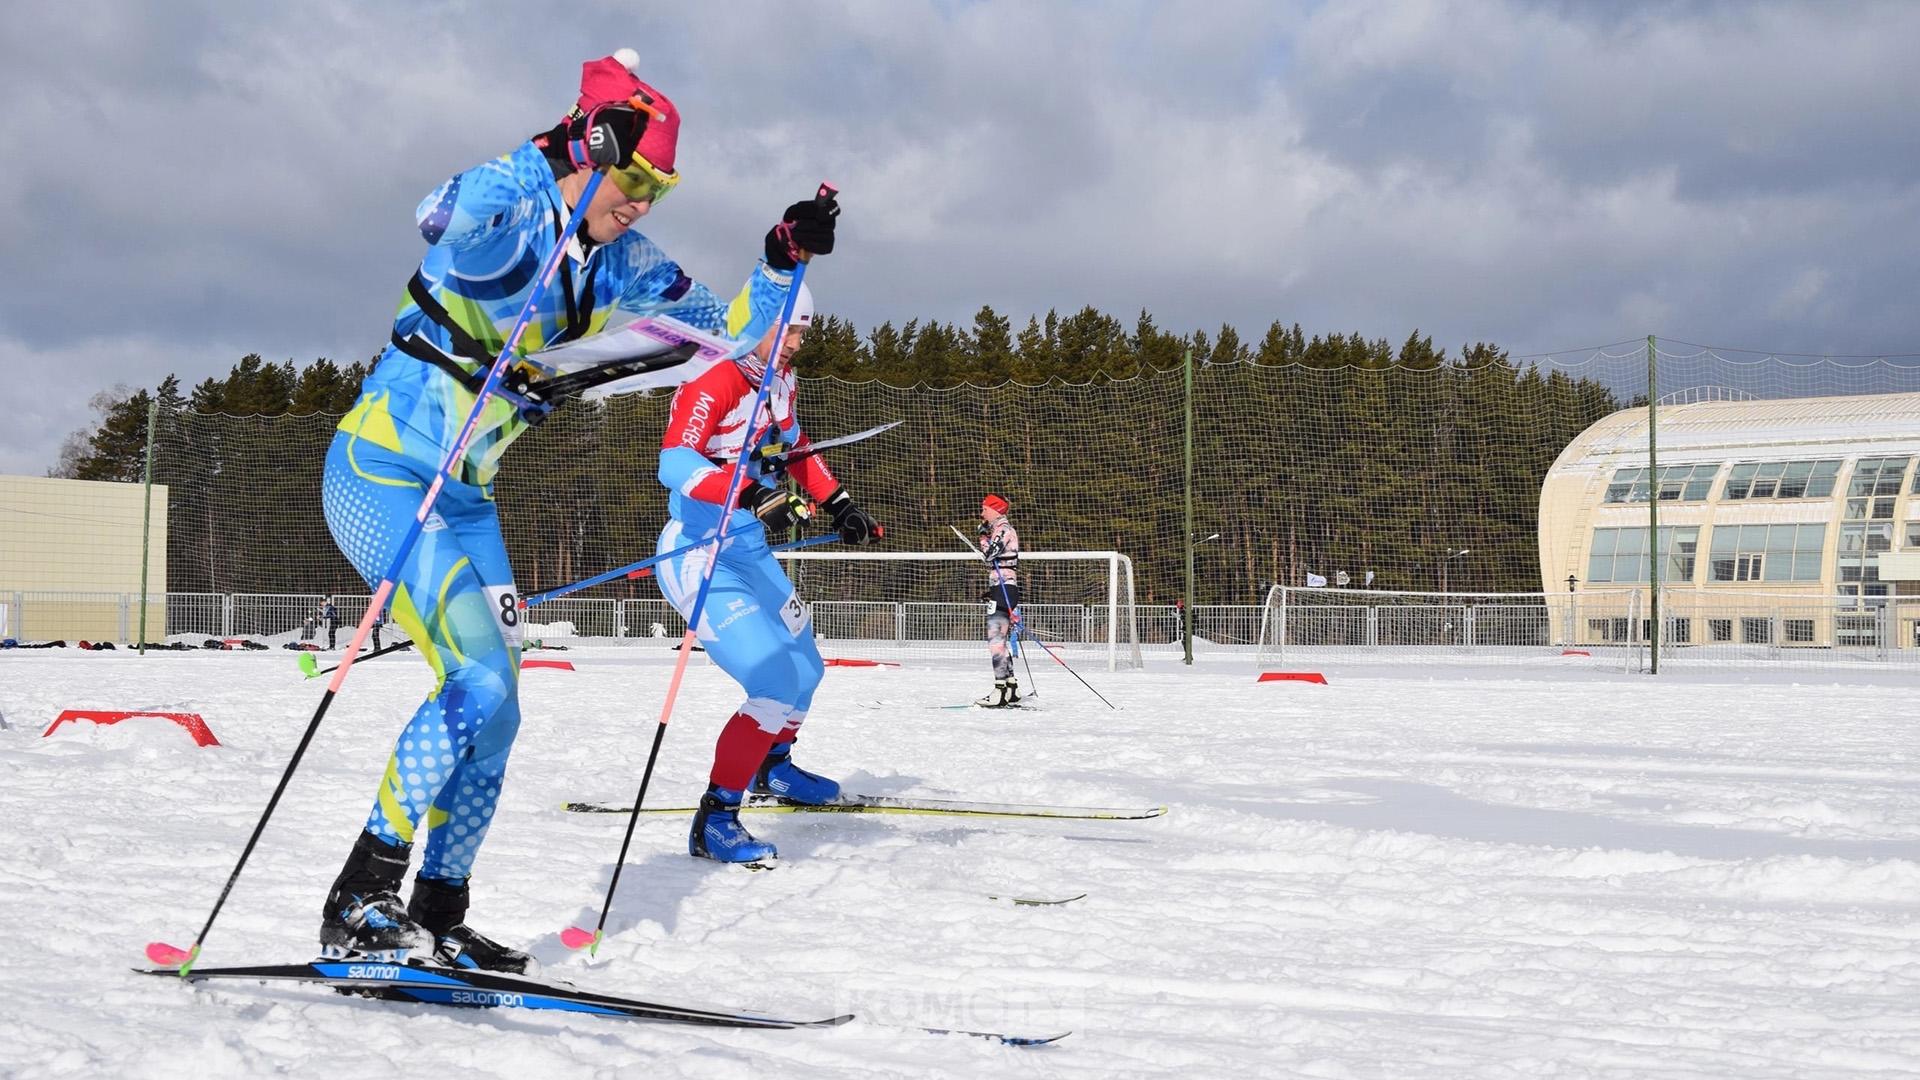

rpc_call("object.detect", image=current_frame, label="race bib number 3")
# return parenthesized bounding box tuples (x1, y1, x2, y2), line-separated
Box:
(487, 585, 524, 649)
(779, 592, 810, 636)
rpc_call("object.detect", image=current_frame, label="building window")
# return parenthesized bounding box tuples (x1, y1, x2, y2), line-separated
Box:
(1784, 619, 1815, 644)
(1707, 523, 1825, 582)
(1587, 526, 1699, 584)
(1906, 522, 1920, 549)
(1849, 457, 1911, 499)
(1587, 617, 1630, 642)
(1840, 463, 1905, 608)
(1709, 618, 1733, 642)
(1722, 460, 1841, 500)
(1741, 617, 1773, 644)
(1604, 464, 1720, 504)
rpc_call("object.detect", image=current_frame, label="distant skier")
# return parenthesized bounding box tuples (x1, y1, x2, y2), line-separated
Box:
(654, 281, 882, 864)
(320, 598, 340, 650)
(975, 494, 1023, 707)
(315, 51, 824, 970)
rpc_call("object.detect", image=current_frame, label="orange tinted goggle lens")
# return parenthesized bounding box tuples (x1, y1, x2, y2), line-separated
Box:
(608, 156, 679, 203)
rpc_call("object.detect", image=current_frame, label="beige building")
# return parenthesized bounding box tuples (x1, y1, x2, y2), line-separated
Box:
(1538, 391, 1920, 650)
(0, 474, 168, 641)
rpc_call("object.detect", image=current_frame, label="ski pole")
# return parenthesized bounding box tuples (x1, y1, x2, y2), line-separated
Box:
(300, 639, 416, 679)
(946, 523, 1038, 696)
(302, 535, 844, 678)
(524, 531, 838, 608)
(147, 171, 613, 975)
(564, 184, 837, 955)
(1014, 625, 1117, 710)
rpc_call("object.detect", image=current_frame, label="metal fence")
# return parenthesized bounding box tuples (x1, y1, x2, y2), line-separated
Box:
(2, 589, 1277, 668)
(1259, 585, 1920, 673)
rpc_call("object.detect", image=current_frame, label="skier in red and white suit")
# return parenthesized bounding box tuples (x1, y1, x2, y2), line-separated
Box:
(653, 283, 884, 862)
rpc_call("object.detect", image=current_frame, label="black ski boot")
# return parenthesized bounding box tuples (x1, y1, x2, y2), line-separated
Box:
(318, 831, 433, 961)
(408, 874, 538, 975)
(974, 678, 1021, 708)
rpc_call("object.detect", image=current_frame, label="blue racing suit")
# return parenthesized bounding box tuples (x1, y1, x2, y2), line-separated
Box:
(323, 140, 793, 881)
(652, 355, 841, 790)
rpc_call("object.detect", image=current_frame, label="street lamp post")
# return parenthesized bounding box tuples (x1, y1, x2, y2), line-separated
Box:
(1442, 547, 1471, 595)
(1183, 532, 1221, 665)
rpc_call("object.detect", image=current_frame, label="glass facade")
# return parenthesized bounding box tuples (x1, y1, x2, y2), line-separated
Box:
(1720, 460, 1841, 501)
(1834, 457, 1908, 606)
(1588, 526, 1700, 584)
(1706, 523, 1826, 583)
(1603, 464, 1720, 504)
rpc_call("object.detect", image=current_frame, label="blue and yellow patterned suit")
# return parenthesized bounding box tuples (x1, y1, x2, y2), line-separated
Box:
(323, 140, 793, 882)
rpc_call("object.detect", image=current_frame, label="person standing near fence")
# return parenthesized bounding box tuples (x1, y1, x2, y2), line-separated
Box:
(313, 51, 819, 971)
(975, 493, 1023, 707)
(321, 598, 340, 650)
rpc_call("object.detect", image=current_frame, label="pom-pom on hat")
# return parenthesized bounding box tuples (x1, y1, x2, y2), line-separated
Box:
(982, 493, 1010, 515)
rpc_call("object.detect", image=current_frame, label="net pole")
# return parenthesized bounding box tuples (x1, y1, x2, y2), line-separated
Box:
(1183, 346, 1194, 665)
(138, 397, 158, 655)
(1647, 334, 1661, 675)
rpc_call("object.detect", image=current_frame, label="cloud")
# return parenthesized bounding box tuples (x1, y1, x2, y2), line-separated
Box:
(2, 0, 1917, 473)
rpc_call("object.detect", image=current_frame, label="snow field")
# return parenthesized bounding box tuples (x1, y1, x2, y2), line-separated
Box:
(1, 650, 1916, 1079)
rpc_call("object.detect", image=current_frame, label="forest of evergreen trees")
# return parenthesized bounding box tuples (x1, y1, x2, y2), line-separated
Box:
(52, 308, 1625, 607)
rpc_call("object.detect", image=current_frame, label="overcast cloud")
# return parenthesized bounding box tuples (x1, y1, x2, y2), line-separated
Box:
(3, 0, 1917, 473)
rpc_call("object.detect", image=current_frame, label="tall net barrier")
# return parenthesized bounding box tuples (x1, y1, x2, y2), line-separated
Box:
(131, 353, 1624, 611)
(15, 341, 1920, 655)
(778, 550, 1143, 670)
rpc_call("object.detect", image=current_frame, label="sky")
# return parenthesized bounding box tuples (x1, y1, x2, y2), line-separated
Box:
(4, 0, 1919, 475)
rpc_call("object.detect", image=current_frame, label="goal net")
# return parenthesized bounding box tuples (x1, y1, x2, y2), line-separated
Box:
(778, 549, 1144, 671)
(1256, 585, 1644, 671)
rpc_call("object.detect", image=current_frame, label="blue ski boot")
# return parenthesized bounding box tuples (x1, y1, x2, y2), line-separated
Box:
(689, 784, 778, 863)
(752, 741, 842, 805)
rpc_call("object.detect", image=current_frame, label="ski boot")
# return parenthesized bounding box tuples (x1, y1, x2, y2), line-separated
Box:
(974, 678, 1021, 708)
(689, 784, 777, 864)
(751, 741, 841, 805)
(318, 831, 433, 962)
(408, 875, 537, 975)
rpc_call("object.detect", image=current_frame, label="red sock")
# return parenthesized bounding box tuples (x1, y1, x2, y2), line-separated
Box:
(710, 712, 780, 791)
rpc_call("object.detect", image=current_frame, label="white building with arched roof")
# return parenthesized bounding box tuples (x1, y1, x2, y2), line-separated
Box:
(1538, 391, 1920, 651)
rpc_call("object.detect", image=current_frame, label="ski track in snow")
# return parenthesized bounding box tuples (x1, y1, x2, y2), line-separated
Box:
(1, 650, 1917, 1079)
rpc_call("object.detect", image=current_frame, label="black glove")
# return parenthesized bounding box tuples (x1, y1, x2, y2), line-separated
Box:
(739, 483, 810, 534)
(975, 520, 991, 537)
(537, 104, 648, 177)
(823, 485, 882, 545)
(764, 187, 840, 270)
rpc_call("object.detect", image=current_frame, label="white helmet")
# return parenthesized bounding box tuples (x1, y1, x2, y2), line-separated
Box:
(787, 282, 814, 328)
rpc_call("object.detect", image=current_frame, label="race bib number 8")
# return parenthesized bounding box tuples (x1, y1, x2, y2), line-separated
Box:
(487, 585, 524, 649)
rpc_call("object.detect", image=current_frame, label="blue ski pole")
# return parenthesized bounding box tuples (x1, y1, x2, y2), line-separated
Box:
(301, 534, 845, 679)
(525, 531, 840, 608)
(149, 171, 612, 974)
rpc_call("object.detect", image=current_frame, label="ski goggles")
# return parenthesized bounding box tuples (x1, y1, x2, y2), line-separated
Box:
(607, 152, 679, 204)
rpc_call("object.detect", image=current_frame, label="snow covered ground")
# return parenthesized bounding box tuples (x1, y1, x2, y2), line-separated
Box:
(2, 647, 1916, 1079)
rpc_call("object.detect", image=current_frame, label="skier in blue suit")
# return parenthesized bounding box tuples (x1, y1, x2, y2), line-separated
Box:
(316, 51, 837, 971)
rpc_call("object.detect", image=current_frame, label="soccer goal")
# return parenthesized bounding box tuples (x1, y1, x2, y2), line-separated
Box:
(1256, 585, 1644, 671)
(776, 549, 1144, 671)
